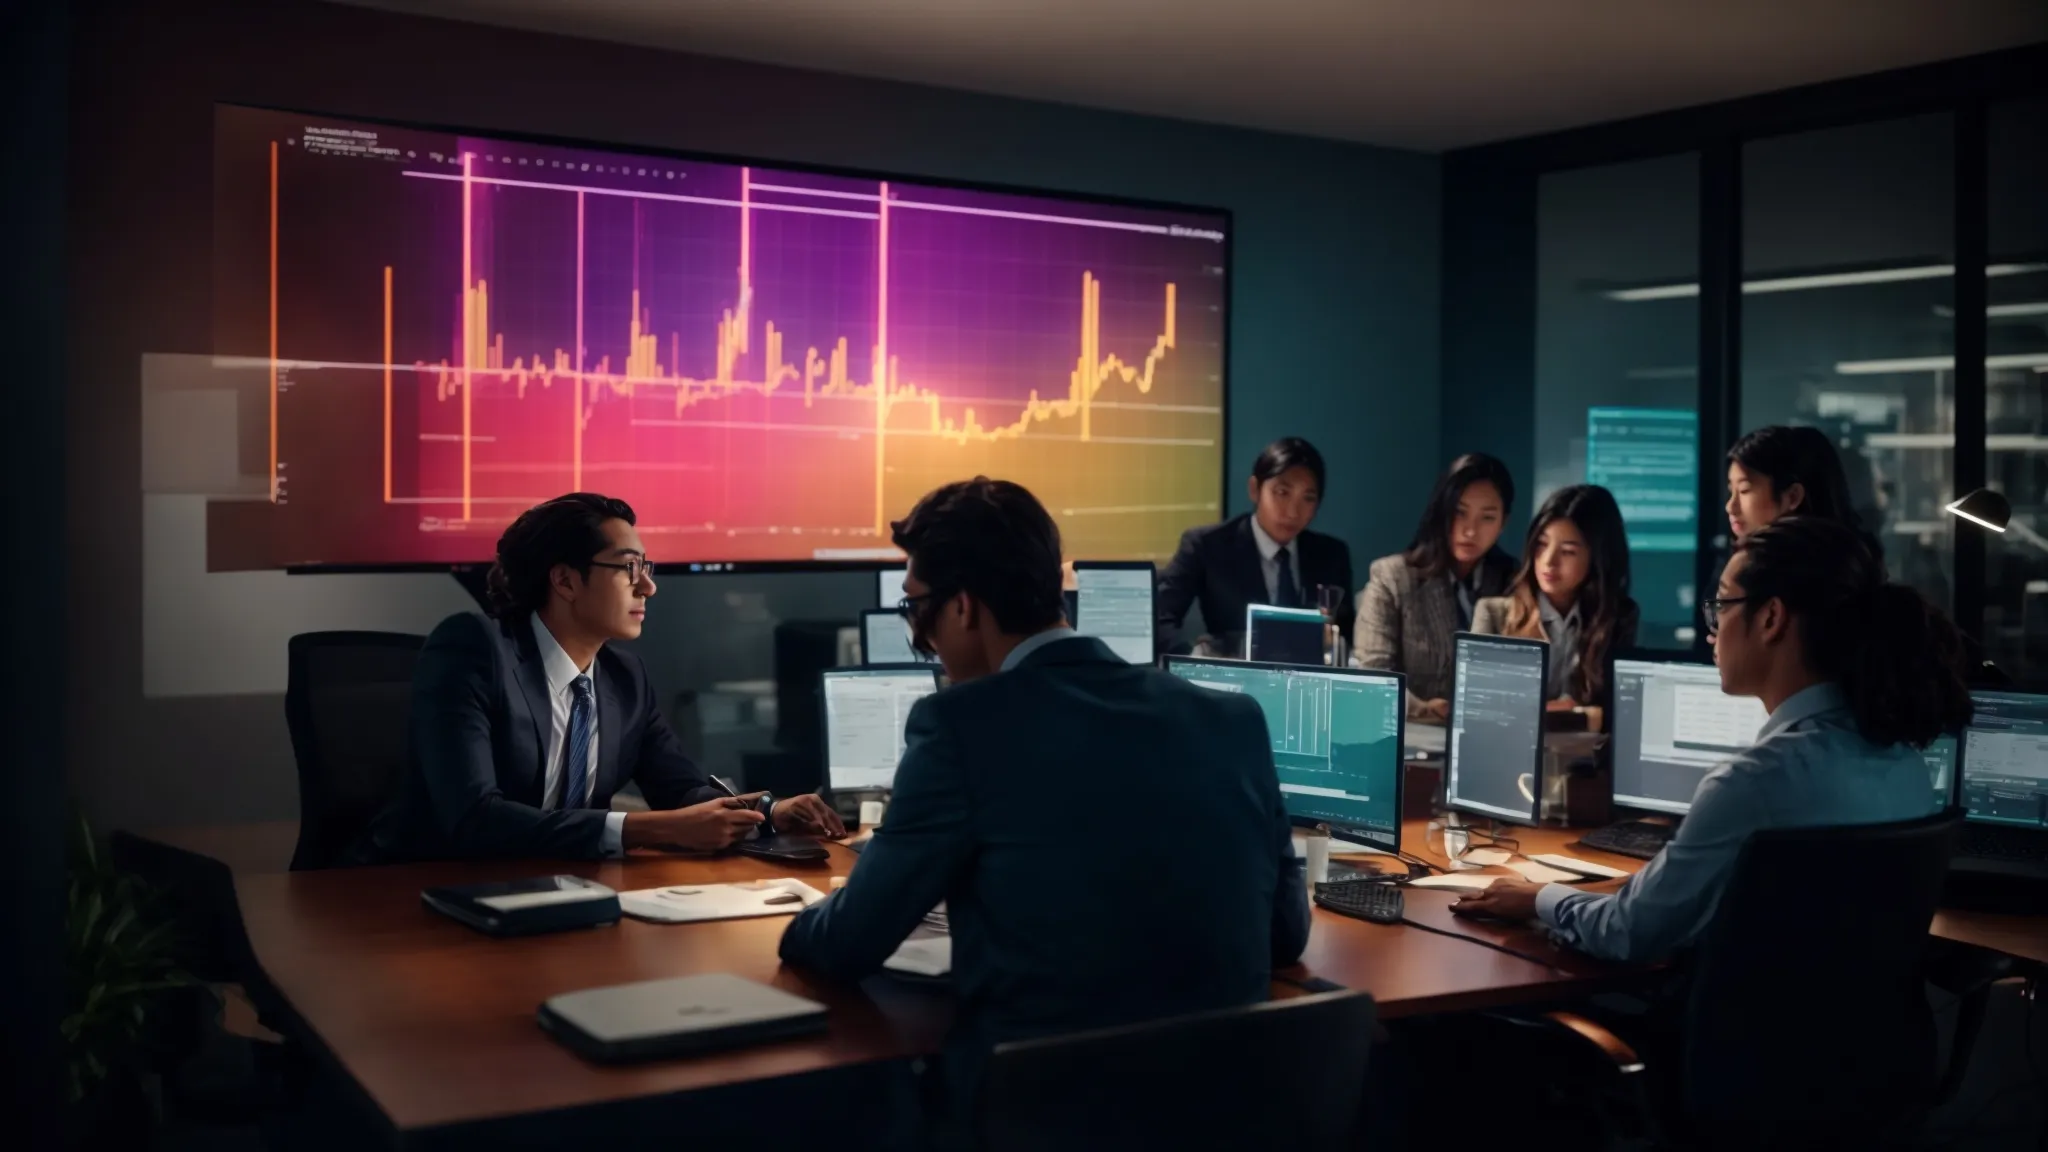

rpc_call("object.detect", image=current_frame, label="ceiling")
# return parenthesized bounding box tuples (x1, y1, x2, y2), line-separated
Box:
(338, 0, 2048, 150)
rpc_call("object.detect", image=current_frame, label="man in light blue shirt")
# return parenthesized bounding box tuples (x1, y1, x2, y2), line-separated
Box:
(1520, 683, 1932, 962)
(1451, 516, 1968, 963)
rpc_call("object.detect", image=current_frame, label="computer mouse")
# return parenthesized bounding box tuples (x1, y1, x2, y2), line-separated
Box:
(763, 892, 804, 906)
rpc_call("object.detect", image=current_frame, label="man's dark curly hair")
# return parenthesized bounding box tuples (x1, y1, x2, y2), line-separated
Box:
(891, 477, 1064, 635)
(484, 493, 635, 619)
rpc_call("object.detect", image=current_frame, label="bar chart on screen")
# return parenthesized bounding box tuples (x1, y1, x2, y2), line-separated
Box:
(209, 107, 1229, 571)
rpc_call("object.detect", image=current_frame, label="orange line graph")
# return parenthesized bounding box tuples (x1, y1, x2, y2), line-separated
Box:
(383, 265, 393, 503)
(421, 274, 1176, 433)
(574, 190, 584, 491)
(404, 173, 1180, 529)
(461, 151, 474, 521)
(873, 182, 889, 534)
(268, 141, 278, 503)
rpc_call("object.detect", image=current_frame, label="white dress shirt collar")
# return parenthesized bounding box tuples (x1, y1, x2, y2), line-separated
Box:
(1249, 515, 1293, 565)
(530, 614, 593, 696)
(1536, 594, 1581, 635)
(1000, 626, 1080, 674)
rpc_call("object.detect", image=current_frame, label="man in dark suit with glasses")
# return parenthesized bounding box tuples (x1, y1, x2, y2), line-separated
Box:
(352, 493, 842, 863)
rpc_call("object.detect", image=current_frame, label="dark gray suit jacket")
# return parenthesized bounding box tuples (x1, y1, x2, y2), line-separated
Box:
(778, 635, 1309, 1101)
(351, 611, 721, 862)
(1352, 549, 1516, 713)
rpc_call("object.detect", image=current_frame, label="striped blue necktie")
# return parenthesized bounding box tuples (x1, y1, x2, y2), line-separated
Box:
(562, 674, 594, 809)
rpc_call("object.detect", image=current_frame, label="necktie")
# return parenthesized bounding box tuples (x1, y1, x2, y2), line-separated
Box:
(562, 674, 594, 809)
(1274, 547, 1302, 608)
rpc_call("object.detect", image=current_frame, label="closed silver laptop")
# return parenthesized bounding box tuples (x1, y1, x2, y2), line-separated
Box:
(539, 973, 829, 1063)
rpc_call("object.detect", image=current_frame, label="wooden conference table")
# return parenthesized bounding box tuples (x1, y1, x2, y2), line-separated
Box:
(130, 816, 2046, 1147)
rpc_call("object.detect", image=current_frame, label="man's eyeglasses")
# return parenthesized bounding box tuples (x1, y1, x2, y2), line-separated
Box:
(896, 593, 938, 619)
(590, 557, 657, 583)
(1700, 595, 1750, 638)
(895, 593, 943, 662)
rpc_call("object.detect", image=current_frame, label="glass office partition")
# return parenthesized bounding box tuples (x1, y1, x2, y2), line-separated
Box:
(1535, 154, 1700, 648)
(1985, 98, 2048, 686)
(1742, 114, 1958, 612)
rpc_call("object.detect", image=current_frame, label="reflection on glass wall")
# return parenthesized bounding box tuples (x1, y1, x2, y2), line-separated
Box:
(1742, 115, 1957, 611)
(1535, 154, 1700, 648)
(1985, 98, 2048, 687)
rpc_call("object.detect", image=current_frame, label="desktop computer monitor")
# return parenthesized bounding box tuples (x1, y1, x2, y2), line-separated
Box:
(876, 567, 909, 609)
(1609, 655, 1770, 815)
(1163, 656, 1405, 851)
(1244, 604, 1327, 666)
(819, 666, 942, 793)
(858, 608, 919, 666)
(1073, 561, 1156, 665)
(1957, 691, 2048, 829)
(1445, 633, 1547, 825)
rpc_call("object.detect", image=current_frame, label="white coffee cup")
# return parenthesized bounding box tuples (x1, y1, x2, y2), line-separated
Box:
(859, 799, 886, 829)
(1303, 827, 1331, 885)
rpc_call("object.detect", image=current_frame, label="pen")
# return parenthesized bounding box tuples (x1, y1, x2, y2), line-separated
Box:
(708, 775, 747, 806)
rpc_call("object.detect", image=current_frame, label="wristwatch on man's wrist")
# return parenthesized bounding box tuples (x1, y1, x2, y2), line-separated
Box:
(754, 792, 777, 835)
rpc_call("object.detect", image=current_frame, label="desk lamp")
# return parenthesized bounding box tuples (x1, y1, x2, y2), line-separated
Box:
(1945, 488, 2048, 555)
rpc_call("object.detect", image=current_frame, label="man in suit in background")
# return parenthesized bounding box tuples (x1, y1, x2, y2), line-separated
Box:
(1156, 437, 1354, 656)
(353, 493, 842, 863)
(779, 477, 1308, 1126)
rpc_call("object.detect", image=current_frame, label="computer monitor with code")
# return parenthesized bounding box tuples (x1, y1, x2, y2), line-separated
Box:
(820, 666, 942, 793)
(1610, 656, 1769, 815)
(858, 609, 919, 666)
(1164, 656, 1405, 851)
(1958, 691, 2048, 829)
(1446, 633, 1547, 825)
(1074, 561, 1157, 665)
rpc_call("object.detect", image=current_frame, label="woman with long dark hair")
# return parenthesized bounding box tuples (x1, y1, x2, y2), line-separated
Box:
(1352, 453, 1518, 719)
(1724, 425, 1864, 540)
(1471, 484, 1638, 709)
(1453, 516, 1970, 962)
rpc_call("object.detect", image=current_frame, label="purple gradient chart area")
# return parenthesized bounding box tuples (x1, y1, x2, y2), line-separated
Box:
(209, 106, 1229, 571)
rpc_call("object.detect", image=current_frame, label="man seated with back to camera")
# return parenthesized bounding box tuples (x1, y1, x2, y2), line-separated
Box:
(350, 493, 842, 863)
(778, 477, 1310, 1124)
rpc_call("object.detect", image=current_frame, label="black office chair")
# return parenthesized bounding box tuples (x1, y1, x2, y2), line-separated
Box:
(283, 631, 425, 870)
(977, 990, 1377, 1151)
(1547, 808, 1967, 1149)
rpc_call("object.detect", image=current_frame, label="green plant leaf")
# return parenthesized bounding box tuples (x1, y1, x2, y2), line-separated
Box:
(63, 807, 198, 1107)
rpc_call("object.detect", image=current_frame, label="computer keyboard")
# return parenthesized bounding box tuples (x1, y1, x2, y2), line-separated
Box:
(1959, 824, 2048, 862)
(1312, 880, 1405, 925)
(1576, 820, 1675, 861)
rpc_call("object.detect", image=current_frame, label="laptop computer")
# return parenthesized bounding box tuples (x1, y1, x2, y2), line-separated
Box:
(538, 973, 828, 1063)
(1951, 689, 2048, 882)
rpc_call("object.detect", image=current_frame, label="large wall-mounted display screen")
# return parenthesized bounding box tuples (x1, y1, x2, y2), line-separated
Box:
(209, 106, 1230, 571)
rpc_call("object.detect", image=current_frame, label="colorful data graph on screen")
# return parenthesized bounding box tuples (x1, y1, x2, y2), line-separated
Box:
(208, 107, 1229, 570)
